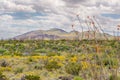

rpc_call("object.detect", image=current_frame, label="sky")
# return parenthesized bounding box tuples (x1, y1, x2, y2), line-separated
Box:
(0, 0, 120, 39)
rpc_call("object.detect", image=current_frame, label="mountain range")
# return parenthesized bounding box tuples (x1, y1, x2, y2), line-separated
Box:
(13, 28, 114, 40)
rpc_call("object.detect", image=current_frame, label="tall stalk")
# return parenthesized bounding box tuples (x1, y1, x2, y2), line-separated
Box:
(76, 15, 84, 40)
(93, 16, 108, 40)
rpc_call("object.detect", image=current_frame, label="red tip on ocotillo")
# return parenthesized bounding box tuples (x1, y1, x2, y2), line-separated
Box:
(87, 16, 90, 19)
(72, 24, 74, 27)
(117, 28, 119, 30)
(92, 21, 94, 25)
(117, 25, 120, 27)
(93, 16, 95, 18)
(76, 14, 79, 17)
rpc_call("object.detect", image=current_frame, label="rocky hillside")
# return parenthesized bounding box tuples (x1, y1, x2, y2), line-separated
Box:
(13, 28, 113, 40)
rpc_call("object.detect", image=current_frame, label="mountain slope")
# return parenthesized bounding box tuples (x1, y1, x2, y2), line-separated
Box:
(13, 28, 114, 40)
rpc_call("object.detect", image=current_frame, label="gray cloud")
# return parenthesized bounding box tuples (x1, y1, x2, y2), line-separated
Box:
(0, 0, 120, 39)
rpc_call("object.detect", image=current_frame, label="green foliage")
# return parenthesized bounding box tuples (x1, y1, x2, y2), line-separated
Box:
(45, 61, 61, 71)
(102, 58, 119, 67)
(109, 74, 120, 80)
(24, 75, 40, 80)
(65, 62, 82, 75)
(0, 49, 6, 55)
(0, 40, 120, 80)
(0, 72, 7, 80)
(0, 40, 120, 56)
(34, 48, 48, 53)
(74, 76, 84, 80)
(34, 64, 43, 70)
(46, 52, 60, 57)
(28, 57, 34, 62)
(58, 76, 73, 80)
(30, 53, 40, 56)
(52, 45, 70, 51)
(2, 51, 10, 55)
(14, 67, 24, 74)
(0, 60, 9, 67)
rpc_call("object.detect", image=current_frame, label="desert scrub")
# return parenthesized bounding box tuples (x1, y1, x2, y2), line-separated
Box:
(81, 61, 90, 70)
(0, 48, 7, 55)
(58, 76, 74, 80)
(74, 76, 84, 80)
(46, 52, 60, 57)
(102, 58, 119, 68)
(65, 62, 82, 75)
(0, 60, 9, 67)
(109, 74, 120, 80)
(70, 56, 77, 63)
(0, 71, 8, 80)
(0, 67, 11, 72)
(14, 67, 24, 74)
(34, 64, 43, 70)
(45, 60, 61, 71)
(27, 57, 37, 63)
(22, 74, 40, 80)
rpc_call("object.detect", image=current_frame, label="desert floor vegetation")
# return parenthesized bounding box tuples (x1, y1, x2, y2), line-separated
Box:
(0, 40, 120, 80)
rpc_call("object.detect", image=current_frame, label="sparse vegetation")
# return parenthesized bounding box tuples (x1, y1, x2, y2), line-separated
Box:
(65, 62, 82, 75)
(0, 40, 119, 80)
(24, 74, 40, 80)
(0, 71, 7, 80)
(74, 76, 84, 80)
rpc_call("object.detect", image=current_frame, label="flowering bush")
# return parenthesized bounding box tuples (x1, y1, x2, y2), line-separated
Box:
(65, 62, 82, 75)
(45, 61, 61, 71)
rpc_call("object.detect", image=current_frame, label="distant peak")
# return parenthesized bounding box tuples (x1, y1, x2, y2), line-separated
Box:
(50, 28, 63, 30)
(48, 28, 67, 33)
(70, 30, 79, 33)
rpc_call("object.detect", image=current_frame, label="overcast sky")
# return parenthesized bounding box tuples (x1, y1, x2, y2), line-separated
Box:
(0, 0, 120, 39)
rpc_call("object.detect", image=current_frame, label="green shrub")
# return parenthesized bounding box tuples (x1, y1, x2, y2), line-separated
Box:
(0, 60, 9, 67)
(58, 76, 73, 80)
(24, 75, 40, 80)
(14, 67, 24, 74)
(35, 49, 48, 53)
(28, 57, 34, 62)
(34, 64, 43, 70)
(46, 52, 57, 57)
(109, 74, 120, 80)
(0, 72, 7, 80)
(65, 62, 82, 75)
(45, 61, 61, 71)
(103, 58, 119, 68)
(0, 49, 6, 55)
(3, 51, 10, 55)
(74, 76, 84, 80)
(30, 53, 40, 56)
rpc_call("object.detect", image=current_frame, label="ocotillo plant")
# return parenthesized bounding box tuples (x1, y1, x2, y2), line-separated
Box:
(93, 16, 108, 40)
(113, 30, 116, 40)
(85, 18, 95, 40)
(117, 25, 120, 40)
(85, 21, 90, 40)
(71, 24, 79, 40)
(87, 16, 99, 43)
(76, 14, 84, 40)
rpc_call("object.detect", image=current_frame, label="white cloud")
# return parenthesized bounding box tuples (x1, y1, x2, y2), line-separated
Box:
(0, 0, 36, 13)
(0, 0, 120, 39)
(0, 15, 13, 20)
